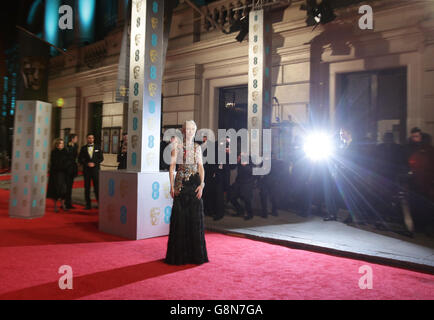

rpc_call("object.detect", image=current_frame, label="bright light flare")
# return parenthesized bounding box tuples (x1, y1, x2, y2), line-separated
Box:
(303, 132, 334, 161)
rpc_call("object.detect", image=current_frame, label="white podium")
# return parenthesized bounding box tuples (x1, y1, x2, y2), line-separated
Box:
(99, 171, 172, 240)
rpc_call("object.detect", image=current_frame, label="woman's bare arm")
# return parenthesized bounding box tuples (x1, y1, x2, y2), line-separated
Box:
(169, 148, 177, 198)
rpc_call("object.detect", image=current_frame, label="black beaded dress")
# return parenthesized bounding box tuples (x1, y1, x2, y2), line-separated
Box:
(165, 142, 209, 265)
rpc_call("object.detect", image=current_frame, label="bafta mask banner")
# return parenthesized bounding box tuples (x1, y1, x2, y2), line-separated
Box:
(248, 9, 272, 159)
(17, 28, 49, 101)
(19, 56, 49, 101)
(9, 101, 52, 219)
(128, 0, 164, 172)
(99, 171, 171, 240)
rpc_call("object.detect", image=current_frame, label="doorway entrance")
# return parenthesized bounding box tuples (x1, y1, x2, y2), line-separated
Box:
(336, 67, 407, 144)
(88, 102, 103, 145)
(218, 86, 248, 132)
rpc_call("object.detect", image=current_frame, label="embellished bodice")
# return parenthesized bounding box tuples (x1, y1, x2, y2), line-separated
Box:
(174, 142, 202, 195)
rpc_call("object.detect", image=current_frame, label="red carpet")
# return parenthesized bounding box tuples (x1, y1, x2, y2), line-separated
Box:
(0, 188, 433, 300)
(1, 174, 85, 187)
(0, 175, 10, 181)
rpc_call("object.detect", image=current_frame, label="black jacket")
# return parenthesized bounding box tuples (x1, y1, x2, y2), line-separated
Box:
(78, 144, 104, 170)
(65, 143, 79, 177)
(47, 149, 70, 199)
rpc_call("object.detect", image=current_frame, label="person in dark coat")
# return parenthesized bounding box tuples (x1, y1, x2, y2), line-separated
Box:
(259, 155, 288, 218)
(47, 138, 71, 212)
(117, 132, 128, 170)
(229, 152, 255, 220)
(208, 141, 226, 221)
(372, 132, 408, 228)
(336, 127, 377, 225)
(64, 134, 79, 209)
(78, 134, 104, 210)
(200, 136, 215, 217)
(406, 128, 434, 234)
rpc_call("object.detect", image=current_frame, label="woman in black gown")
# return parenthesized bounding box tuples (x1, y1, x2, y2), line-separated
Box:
(47, 138, 70, 212)
(165, 120, 208, 265)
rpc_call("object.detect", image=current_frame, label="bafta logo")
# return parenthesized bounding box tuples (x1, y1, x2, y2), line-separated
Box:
(12, 187, 17, 195)
(133, 100, 139, 113)
(34, 163, 39, 171)
(252, 117, 258, 127)
(38, 116, 41, 123)
(36, 140, 40, 147)
(151, 18, 158, 29)
(132, 135, 139, 149)
(135, 34, 141, 47)
(253, 45, 258, 54)
(150, 50, 158, 63)
(14, 163, 19, 170)
(147, 117, 155, 130)
(163, 182, 170, 199)
(16, 139, 20, 146)
(17, 115, 22, 122)
(148, 83, 157, 97)
(25, 151, 30, 159)
(146, 153, 156, 166)
(254, 24, 259, 32)
(150, 208, 161, 226)
(22, 200, 27, 207)
(252, 67, 258, 77)
(252, 91, 259, 101)
(106, 203, 115, 223)
(120, 180, 128, 198)
(134, 66, 141, 79)
(134, 0, 143, 13)
(26, 127, 32, 134)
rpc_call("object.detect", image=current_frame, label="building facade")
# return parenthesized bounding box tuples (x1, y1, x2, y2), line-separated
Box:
(47, 0, 434, 169)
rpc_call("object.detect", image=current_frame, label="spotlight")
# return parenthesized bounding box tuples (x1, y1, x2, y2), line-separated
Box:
(317, 1, 336, 24)
(235, 15, 249, 43)
(303, 132, 334, 161)
(302, 0, 336, 27)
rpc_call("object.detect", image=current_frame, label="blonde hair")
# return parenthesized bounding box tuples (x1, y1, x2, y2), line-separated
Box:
(53, 138, 64, 149)
(183, 120, 197, 131)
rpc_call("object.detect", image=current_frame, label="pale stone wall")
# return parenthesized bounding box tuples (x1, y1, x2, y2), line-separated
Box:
(47, 0, 434, 168)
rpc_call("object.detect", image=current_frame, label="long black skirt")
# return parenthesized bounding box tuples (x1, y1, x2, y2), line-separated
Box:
(46, 171, 67, 200)
(165, 173, 209, 265)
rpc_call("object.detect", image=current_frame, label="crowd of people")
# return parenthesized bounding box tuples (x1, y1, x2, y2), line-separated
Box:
(195, 127, 434, 236)
(46, 133, 103, 211)
(46, 125, 434, 237)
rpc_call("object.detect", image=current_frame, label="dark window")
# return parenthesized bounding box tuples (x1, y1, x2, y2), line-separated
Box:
(218, 86, 248, 132)
(336, 67, 407, 144)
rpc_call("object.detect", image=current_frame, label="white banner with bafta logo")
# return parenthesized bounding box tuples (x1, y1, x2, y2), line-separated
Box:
(99, 171, 172, 240)
(99, 0, 170, 240)
(248, 9, 272, 160)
